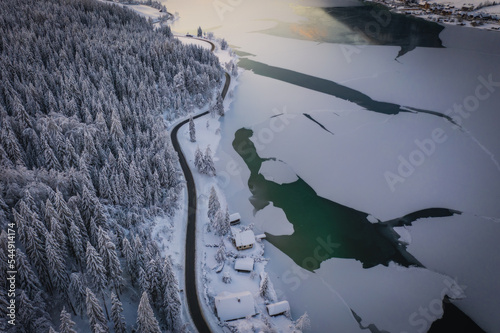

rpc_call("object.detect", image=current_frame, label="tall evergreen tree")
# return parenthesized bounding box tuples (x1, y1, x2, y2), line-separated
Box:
(202, 146, 216, 176)
(136, 292, 161, 333)
(194, 146, 203, 172)
(16, 249, 42, 298)
(207, 186, 220, 222)
(110, 292, 127, 333)
(59, 307, 77, 333)
(85, 242, 108, 318)
(189, 116, 196, 142)
(45, 231, 68, 293)
(70, 273, 87, 316)
(86, 288, 108, 333)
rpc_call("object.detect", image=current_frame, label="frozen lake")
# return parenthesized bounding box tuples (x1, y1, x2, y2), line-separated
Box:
(165, 0, 500, 331)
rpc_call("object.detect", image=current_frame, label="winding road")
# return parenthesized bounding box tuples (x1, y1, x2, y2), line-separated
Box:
(170, 36, 230, 333)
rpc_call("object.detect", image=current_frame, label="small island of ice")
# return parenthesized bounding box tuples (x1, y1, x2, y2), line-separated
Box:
(258, 159, 299, 185)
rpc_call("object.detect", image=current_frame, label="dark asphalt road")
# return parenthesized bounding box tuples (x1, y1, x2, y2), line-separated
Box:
(170, 70, 230, 333)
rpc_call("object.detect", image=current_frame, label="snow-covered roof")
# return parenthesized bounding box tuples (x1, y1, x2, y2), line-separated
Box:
(255, 233, 266, 240)
(266, 301, 290, 316)
(215, 291, 255, 321)
(234, 230, 255, 247)
(234, 257, 254, 272)
(230, 213, 241, 222)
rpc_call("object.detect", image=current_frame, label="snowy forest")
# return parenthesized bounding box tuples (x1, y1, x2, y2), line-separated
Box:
(0, 0, 224, 331)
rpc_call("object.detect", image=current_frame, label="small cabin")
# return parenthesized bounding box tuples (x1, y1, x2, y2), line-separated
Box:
(215, 291, 255, 321)
(266, 301, 290, 316)
(234, 230, 255, 251)
(234, 257, 254, 272)
(229, 213, 241, 225)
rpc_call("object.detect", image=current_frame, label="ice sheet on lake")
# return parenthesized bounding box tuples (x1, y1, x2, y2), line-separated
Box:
(407, 213, 500, 332)
(254, 202, 294, 236)
(258, 159, 298, 185)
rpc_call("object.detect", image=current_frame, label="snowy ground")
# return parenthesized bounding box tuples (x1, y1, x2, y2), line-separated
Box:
(176, 79, 298, 332)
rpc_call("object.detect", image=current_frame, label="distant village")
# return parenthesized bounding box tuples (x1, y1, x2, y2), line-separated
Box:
(368, 0, 500, 30)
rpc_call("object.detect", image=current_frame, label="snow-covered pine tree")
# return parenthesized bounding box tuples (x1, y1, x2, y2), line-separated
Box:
(145, 258, 162, 306)
(69, 273, 87, 316)
(293, 312, 311, 332)
(16, 249, 42, 298)
(97, 227, 123, 294)
(136, 292, 162, 333)
(138, 266, 149, 295)
(260, 272, 270, 300)
(161, 256, 181, 331)
(207, 186, 220, 223)
(221, 38, 228, 50)
(50, 217, 67, 257)
(215, 206, 230, 236)
(17, 290, 52, 333)
(121, 237, 137, 283)
(216, 94, 224, 116)
(189, 116, 196, 142)
(85, 288, 108, 333)
(163, 285, 181, 331)
(194, 146, 203, 173)
(202, 146, 216, 176)
(59, 307, 77, 333)
(110, 292, 127, 333)
(85, 242, 107, 297)
(45, 231, 68, 293)
(197, 26, 203, 37)
(68, 220, 85, 269)
(213, 209, 225, 236)
(215, 240, 226, 264)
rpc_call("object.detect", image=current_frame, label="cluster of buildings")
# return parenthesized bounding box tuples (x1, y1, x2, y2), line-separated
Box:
(370, 0, 500, 29)
(214, 213, 291, 322)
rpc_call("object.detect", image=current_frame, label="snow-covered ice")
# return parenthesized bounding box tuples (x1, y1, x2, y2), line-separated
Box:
(253, 203, 294, 236)
(258, 159, 298, 185)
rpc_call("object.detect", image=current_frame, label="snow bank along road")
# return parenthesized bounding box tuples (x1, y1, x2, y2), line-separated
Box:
(170, 37, 230, 333)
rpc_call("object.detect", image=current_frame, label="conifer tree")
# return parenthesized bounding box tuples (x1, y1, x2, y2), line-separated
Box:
(136, 292, 161, 333)
(45, 231, 68, 293)
(189, 116, 196, 142)
(86, 288, 108, 333)
(59, 307, 77, 333)
(194, 146, 203, 172)
(110, 292, 127, 333)
(208, 186, 220, 222)
(16, 249, 42, 298)
(202, 145, 216, 176)
(85, 242, 108, 317)
(70, 273, 87, 316)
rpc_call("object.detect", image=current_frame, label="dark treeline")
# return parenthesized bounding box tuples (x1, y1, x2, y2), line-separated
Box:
(0, 0, 223, 331)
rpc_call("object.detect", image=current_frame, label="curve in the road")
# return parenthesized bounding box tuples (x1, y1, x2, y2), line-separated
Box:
(171, 47, 230, 332)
